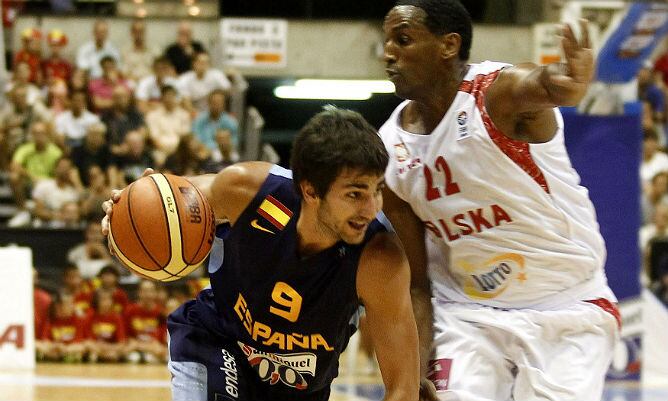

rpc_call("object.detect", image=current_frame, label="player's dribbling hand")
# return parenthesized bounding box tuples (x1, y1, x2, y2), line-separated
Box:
(549, 19, 594, 96)
(419, 377, 438, 401)
(100, 168, 155, 238)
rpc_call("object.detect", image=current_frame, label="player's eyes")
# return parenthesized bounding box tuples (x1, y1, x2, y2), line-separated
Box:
(347, 192, 361, 199)
(398, 34, 411, 45)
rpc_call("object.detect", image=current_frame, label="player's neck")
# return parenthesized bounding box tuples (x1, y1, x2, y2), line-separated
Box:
(295, 209, 337, 257)
(406, 64, 469, 134)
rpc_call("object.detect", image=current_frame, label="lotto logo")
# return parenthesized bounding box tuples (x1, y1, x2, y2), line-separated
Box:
(427, 358, 453, 391)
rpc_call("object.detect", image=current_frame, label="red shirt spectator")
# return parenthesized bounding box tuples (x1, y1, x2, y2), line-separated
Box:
(41, 314, 87, 343)
(14, 28, 42, 84)
(34, 286, 52, 339)
(87, 310, 126, 343)
(42, 29, 72, 84)
(124, 303, 165, 343)
(96, 265, 129, 313)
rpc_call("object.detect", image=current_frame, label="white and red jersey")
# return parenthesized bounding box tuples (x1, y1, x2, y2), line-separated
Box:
(380, 61, 616, 309)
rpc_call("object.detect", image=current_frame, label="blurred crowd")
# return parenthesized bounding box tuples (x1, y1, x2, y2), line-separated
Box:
(640, 49, 668, 308)
(3, 18, 243, 229)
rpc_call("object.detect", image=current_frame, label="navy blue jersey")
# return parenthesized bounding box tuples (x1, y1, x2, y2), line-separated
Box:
(203, 165, 390, 394)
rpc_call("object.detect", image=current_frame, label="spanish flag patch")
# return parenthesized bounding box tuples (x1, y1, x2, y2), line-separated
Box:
(257, 195, 293, 230)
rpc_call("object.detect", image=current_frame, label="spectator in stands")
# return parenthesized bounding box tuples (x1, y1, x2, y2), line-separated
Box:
(34, 268, 52, 341)
(192, 89, 239, 165)
(164, 21, 204, 75)
(146, 85, 190, 166)
(42, 29, 72, 86)
(652, 261, 668, 307)
(13, 27, 42, 84)
(69, 68, 89, 92)
(86, 289, 127, 363)
(121, 19, 158, 82)
(0, 84, 51, 169)
(641, 128, 668, 188)
(641, 203, 668, 258)
(135, 56, 179, 113)
(97, 265, 129, 314)
(31, 157, 83, 228)
(111, 129, 155, 187)
(163, 134, 212, 176)
(76, 19, 120, 79)
(9, 122, 62, 224)
(654, 45, 668, 88)
(36, 292, 87, 362)
(70, 122, 112, 186)
(6, 61, 45, 105)
(62, 265, 93, 318)
(80, 164, 112, 222)
(101, 86, 145, 156)
(46, 78, 69, 117)
(89, 56, 132, 114)
(55, 89, 101, 150)
(59, 200, 83, 229)
(643, 171, 668, 225)
(639, 61, 666, 141)
(178, 51, 231, 114)
(68, 221, 112, 279)
(124, 280, 167, 364)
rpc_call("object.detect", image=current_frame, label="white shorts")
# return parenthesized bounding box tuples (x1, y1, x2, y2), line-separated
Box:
(429, 299, 619, 401)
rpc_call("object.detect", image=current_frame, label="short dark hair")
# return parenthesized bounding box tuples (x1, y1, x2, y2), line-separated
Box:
(160, 84, 177, 96)
(290, 107, 388, 198)
(395, 0, 472, 61)
(99, 55, 116, 66)
(98, 264, 120, 278)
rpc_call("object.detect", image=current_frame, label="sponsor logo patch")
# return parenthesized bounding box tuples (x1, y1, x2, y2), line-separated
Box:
(238, 342, 316, 390)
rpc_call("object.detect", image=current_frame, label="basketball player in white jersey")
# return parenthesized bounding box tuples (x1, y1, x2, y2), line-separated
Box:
(379, 1, 619, 400)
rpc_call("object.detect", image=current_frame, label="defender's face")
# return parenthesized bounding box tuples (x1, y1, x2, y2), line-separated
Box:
(316, 170, 385, 245)
(383, 6, 445, 100)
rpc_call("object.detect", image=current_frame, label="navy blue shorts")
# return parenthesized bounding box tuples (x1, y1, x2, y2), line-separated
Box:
(167, 292, 331, 401)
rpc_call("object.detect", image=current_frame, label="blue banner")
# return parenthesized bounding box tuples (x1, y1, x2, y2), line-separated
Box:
(596, 3, 668, 83)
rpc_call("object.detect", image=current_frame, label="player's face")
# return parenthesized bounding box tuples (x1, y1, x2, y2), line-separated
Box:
(316, 170, 384, 245)
(383, 6, 446, 100)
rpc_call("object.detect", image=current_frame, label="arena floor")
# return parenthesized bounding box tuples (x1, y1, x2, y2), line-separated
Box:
(0, 363, 666, 401)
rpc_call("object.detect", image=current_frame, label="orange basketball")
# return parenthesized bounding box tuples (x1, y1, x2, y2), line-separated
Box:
(108, 173, 216, 282)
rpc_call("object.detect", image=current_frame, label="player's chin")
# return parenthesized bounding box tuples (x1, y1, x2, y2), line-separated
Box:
(342, 222, 368, 244)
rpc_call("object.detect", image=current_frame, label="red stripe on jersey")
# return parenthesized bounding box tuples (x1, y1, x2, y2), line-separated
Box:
(258, 207, 285, 230)
(266, 195, 293, 217)
(586, 298, 622, 330)
(459, 71, 551, 193)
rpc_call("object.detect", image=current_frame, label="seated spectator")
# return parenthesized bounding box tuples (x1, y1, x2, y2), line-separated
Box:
(164, 134, 212, 176)
(42, 29, 73, 86)
(641, 127, 668, 188)
(70, 68, 89, 92)
(71, 122, 113, 186)
(111, 129, 155, 187)
(164, 21, 205, 75)
(68, 221, 112, 279)
(62, 265, 94, 318)
(13, 27, 42, 85)
(86, 289, 127, 363)
(643, 171, 668, 225)
(34, 269, 53, 341)
(124, 280, 167, 364)
(46, 78, 69, 117)
(6, 61, 45, 105)
(88, 57, 132, 114)
(80, 165, 113, 222)
(96, 265, 129, 314)
(58, 200, 84, 229)
(31, 157, 83, 228)
(146, 85, 190, 166)
(135, 56, 179, 113)
(9, 122, 62, 224)
(54, 89, 101, 150)
(0, 84, 51, 169)
(178, 51, 231, 114)
(639, 61, 666, 141)
(192, 89, 239, 164)
(76, 19, 120, 79)
(101, 86, 145, 156)
(35, 292, 87, 362)
(122, 20, 159, 82)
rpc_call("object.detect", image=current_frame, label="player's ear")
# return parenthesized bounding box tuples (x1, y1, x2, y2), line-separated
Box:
(441, 32, 461, 60)
(300, 181, 319, 203)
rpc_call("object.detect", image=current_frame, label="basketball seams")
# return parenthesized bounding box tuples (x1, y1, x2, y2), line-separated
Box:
(164, 174, 190, 266)
(126, 182, 164, 271)
(109, 226, 177, 281)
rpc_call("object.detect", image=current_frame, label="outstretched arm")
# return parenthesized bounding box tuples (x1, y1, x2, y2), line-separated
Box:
(487, 20, 594, 142)
(357, 232, 419, 401)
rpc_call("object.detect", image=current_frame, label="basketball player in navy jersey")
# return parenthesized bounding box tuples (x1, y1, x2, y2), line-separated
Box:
(102, 108, 419, 401)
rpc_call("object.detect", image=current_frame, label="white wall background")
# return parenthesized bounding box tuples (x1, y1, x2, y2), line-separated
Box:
(13, 16, 533, 79)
